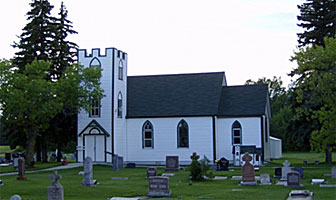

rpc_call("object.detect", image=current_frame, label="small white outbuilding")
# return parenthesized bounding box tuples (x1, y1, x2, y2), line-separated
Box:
(269, 136, 282, 159)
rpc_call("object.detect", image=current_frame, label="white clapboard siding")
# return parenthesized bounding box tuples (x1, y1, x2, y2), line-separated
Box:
(216, 117, 261, 162)
(125, 117, 214, 165)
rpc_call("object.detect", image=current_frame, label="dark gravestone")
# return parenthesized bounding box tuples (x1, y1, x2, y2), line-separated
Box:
(294, 167, 304, 178)
(147, 176, 171, 197)
(118, 156, 124, 169)
(287, 171, 302, 187)
(147, 167, 157, 178)
(216, 157, 229, 171)
(17, 157, 26, 180)
(165, 156, 179, 171)
(50, 154, 57, 162)
(126, 163, 136, 168)
(113, 155, 119, 171)
(5, 153, 11, 162)
(47, 171, 64, 200)
(240, 152, 257, 185)
(82, 156, 96, 186)
(274, 167, 282, 178)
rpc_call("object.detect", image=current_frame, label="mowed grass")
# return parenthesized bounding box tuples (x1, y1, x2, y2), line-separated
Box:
(0, 152, 335, 200)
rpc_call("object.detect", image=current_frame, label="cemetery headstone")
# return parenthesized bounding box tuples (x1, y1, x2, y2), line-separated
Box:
(216, 157, 229, 171)
(280, 160, 292, 181)
(12, 153, 19, 168)
(17, 157, 26, 180)
(260, 173, 272, 185)
(10, 195, 22, 200)
(287, 171, 303, 187)
(147, 176, 171, 197)
(287, 190, 313, 200)
(82, 156, 96, 186)
(240, 152, 257, 185)
(50, 154, 57, 162)
(273, 167, 282, 178)
(126, 163, 136, 168)
(332, 166, 336, 179)
(147, 167, 157, 178)
(118, 156, 124, 169)
(5, 153, 11, 162)
(165, 156, 179, 171)
(0, 179, 3, 186)
(47, 171, 64, 200)
(112, 154, 119, 171)
(0, 157, 3, 164)
(294, 167, 304, 178)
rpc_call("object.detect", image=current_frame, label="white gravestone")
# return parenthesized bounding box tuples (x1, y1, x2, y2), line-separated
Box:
(47, 171, 64, 200)
(281, 160, 292, 181)
(82, 156, 96, 186)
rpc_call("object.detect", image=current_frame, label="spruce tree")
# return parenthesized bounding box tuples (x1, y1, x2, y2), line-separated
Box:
(13, 0, 55, 72)
(50, 2, 78, 80)
(297, 0, 336, 47)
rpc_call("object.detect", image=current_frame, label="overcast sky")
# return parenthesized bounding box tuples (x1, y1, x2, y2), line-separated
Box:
(0, 0, 302, 86)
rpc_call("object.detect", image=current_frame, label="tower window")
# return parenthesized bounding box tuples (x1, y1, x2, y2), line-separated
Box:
(118, 60, 123, 80)
(117, 92, 122, 118)
(90, 98, 100, 118)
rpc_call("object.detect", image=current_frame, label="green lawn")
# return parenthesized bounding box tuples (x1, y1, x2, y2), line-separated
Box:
(0, 152, 335, 200)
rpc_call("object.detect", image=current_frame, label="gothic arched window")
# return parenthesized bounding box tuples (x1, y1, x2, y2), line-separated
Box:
(177, 120, 189, 148)
(232, 121, 242, 145)
(118, 60, 123, 80)
(117, 92, 122, 118)
(142, 121, 154, 148)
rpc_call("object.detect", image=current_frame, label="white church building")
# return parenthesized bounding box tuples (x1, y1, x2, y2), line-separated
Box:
(77, 47, 271, 165)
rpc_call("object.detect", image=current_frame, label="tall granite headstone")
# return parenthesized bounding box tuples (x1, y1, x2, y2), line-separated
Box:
(240, 152, 257, 185)
(165, 156, 179, 171)
(147, 176, 171, 197)
(332, 166, 336, 179)
(82, 156, 96, 186)
(112, 155, 119, 171)
(17, 157, 26, 180)
(47, 171, 64, 200)
(280, 160, 292, 181)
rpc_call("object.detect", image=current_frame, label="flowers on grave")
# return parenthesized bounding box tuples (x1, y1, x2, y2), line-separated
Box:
(188, 152, 211, 181)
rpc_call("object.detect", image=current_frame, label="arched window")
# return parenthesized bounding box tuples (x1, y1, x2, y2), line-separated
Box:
(89, 57, 101, 117)
(90, 57, 101, 68)
(177, 120, 189, 148)
(118, 60, 123, 80)
(142, 121, 154, 148)
(232, 121, 242, 145)
(117, 92, 122, 118)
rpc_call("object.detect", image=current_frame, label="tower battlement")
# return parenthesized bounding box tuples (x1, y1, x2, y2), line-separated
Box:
(78, 48, 127, 60)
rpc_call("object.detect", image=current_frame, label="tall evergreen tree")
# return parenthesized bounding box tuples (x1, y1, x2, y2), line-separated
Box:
(13, 0, 55, 73)
(297, 0, 336, 47)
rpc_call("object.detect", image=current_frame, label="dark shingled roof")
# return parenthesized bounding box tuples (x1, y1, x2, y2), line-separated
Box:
(127, 72, 225, 118)
(217, 84, 269, 117)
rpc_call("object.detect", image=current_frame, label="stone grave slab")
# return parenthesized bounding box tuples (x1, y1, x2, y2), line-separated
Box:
(147, 176, 171, 197)
(260, 173, 272, 185)
(287, 190, 313, 200)
(82, 156, 96, 186)
(161, 173, 175, 177)
(126, 163, 136, 168)
(287, 172, 303, 187)
(48, 171, 64, 200)
(147, 167, 157, 178)
(280, 160, 292, 181)
(112, 177, 129, 180)
(240, 153, 257, 185)
(311, 179, 324, 184)
(319, 184, 336, 187)
(165, 156, 179, 171)
(213, 176, 228, 180)
(17, 157, 26, 180)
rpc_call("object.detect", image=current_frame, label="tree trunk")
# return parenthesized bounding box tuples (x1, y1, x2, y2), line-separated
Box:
(36, 136, 41, 162)
(25, 127, 37, 167)
(41, 138, 48, 163)
(57, 143, 62, 162)
(325, 149, 332, 163)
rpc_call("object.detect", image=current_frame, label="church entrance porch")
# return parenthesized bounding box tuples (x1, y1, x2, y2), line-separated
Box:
(84, 135, 105, 162)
